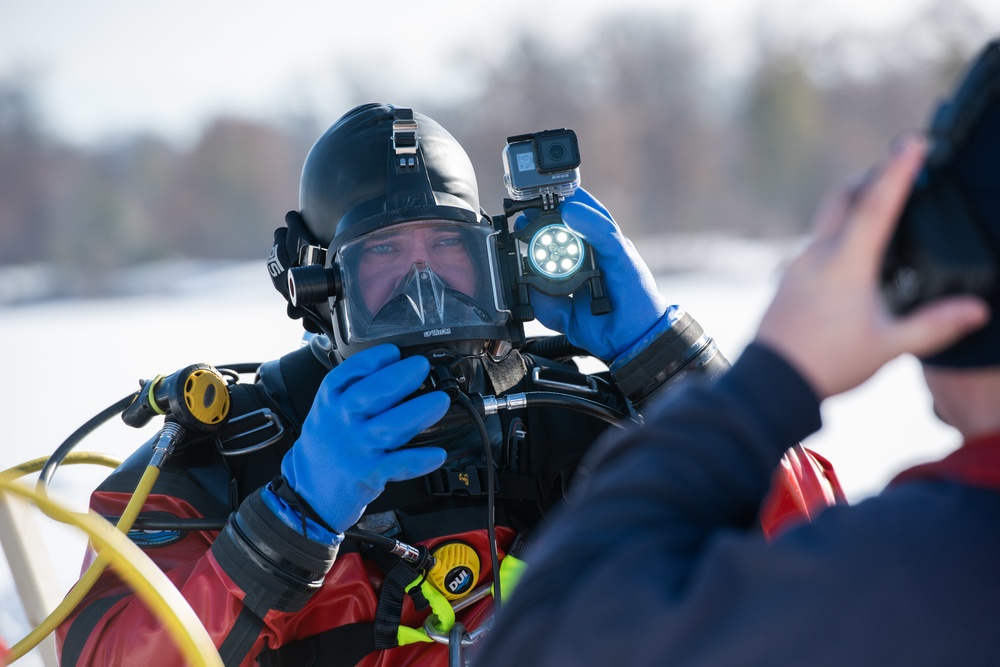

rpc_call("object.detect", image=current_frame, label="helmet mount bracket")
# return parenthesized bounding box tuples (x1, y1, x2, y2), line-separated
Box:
(385, 108, 436, 212)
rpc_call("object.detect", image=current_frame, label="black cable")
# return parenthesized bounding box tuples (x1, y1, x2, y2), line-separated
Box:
(455, 391, 502, 614)
(521, 334, 591, 362)
(127, 516, 406, 557)
(216, 363, 263, 376)
(37, 392, 139, 494)
(449, 621, 466, 666)
(343, 527, 402, 553)
(129, 517, 226, 531)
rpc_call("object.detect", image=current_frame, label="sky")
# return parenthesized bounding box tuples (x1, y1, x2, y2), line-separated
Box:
(2, 0, 998, 146)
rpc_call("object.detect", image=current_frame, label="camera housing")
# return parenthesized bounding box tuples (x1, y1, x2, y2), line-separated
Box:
(881, 39, 1000, 314)
(881, 170, 995, 314)
(503, 129, 581, 201)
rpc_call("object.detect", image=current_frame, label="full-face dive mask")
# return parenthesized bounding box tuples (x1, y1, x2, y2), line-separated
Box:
(333, 220, 508, 356)
(274, 104, 514, 368)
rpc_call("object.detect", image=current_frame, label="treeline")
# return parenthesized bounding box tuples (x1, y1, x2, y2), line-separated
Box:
(0, 2, 992, 295)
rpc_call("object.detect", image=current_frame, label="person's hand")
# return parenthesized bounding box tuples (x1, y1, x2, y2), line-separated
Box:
(280, 344, 448, 532)
(517, 187, 667, 360)
(754, 137, 990, 400)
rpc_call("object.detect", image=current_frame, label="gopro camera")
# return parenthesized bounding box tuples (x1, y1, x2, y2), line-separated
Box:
(503, 129, 581, 201)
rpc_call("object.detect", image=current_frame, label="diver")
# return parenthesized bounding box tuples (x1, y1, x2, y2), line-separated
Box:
(55, 103, 843, 667)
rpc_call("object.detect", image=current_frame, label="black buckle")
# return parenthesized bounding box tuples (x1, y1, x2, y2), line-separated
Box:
(426, 466, 486, 496)
(214, 408, 285, 457)
(391, 108, 419, 156)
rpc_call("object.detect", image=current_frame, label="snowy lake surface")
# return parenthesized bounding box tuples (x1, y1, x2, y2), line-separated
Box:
(0, 238, 961, 663)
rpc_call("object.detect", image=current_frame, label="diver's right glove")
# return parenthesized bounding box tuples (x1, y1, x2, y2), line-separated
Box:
(518, 187, 668, 361)
(264, 343, 449, 538)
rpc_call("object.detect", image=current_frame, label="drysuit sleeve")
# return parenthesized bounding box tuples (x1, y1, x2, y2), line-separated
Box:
(55, 478, 336, 667)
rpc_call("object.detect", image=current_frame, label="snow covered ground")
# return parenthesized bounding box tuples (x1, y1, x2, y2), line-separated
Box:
(0, 239, 961, 663)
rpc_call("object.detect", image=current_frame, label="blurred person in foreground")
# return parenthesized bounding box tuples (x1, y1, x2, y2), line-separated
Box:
(55, 103, 843, 667)
(474, 43, 1000, 666)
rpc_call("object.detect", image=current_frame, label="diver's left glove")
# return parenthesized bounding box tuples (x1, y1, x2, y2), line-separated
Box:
(212, 345, 448, 614)
(520, 187, 668, 361)
(267, 343, 449, 540)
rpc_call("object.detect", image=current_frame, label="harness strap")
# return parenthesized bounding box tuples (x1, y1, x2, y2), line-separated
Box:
(256, 622, 376, 667)
(374, 558, 425, 649)
(366, 470, 542, 514)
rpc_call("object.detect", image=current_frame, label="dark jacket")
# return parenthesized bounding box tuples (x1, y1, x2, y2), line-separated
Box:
(473, 343, 1000, 667)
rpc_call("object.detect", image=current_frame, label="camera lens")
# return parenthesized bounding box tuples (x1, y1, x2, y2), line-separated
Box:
(533, 130, 580, 174)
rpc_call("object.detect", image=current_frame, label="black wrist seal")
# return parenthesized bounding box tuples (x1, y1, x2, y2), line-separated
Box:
(212, 488, 337, 615)
(611, 310, 730, 407)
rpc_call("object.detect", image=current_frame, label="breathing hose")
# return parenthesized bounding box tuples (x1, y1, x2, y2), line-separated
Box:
(36, 393, 138, 493)
(4, 453, 123, 481)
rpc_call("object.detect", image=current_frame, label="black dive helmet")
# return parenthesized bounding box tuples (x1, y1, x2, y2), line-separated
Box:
(276, 103, 510, 363)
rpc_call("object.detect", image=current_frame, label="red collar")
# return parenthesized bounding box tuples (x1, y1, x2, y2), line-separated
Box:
(890, 431, 1000, 490)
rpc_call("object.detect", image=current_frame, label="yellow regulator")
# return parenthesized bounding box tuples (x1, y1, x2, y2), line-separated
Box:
(174, 366, 230, 426)
(428, 541, 481, 600)
(122, 363, 231, 433)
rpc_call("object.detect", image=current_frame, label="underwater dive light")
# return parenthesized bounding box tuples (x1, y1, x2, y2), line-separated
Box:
(527, 223, 585, 280)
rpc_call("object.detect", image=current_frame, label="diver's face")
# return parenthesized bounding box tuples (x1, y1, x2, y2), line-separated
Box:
(357, 224, 478, 314)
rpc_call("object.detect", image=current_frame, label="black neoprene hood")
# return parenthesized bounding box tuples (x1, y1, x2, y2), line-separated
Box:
(297, 103, 483, 249)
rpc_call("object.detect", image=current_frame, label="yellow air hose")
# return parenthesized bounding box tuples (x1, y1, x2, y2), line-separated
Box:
(3, 453, 123, 479)
(1, 450, 220, 666)
(0, 469, 222, 666)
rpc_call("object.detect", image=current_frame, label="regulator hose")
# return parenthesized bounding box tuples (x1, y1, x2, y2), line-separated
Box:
(36, 393, 138, 493)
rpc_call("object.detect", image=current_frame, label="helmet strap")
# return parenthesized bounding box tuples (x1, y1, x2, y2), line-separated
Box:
(385, 107, 437, 210)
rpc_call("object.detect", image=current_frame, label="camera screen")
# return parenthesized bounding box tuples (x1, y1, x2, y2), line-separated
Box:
(516, 151, 536, 173)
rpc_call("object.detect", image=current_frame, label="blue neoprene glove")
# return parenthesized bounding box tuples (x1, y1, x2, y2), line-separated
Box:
(275, 344, 449, 534)
(517, 187, 667, 361)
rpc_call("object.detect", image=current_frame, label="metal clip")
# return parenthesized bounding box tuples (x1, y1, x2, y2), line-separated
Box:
(392, 116, 420, 155)
(297, 243, 327, 266)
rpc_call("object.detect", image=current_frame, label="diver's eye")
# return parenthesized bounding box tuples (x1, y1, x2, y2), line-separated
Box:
(433, 235, 464, 249)
(364, 242, 397, 256)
